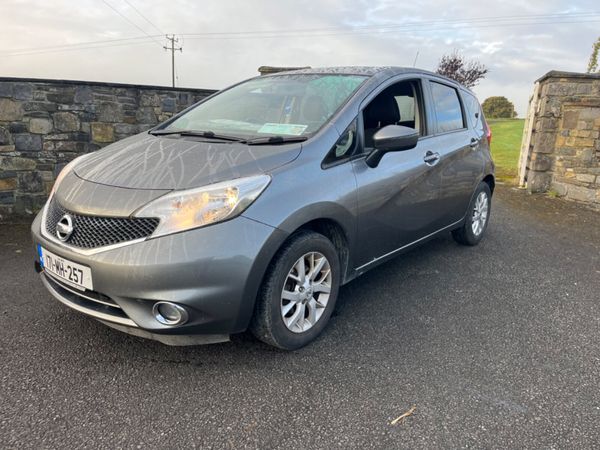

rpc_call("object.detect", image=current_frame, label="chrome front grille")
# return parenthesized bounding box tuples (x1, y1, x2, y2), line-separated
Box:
(44, 199, 159, 249)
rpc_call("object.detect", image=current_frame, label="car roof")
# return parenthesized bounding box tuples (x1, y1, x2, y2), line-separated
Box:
(267, 66, 471, 92)
(277, 66, 395, 76)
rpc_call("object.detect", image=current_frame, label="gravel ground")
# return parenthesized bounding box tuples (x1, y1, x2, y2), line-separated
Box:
(1, 185, 599, 449)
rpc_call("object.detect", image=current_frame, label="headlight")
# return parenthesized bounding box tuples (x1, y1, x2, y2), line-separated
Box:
(134, 174, 271, 237)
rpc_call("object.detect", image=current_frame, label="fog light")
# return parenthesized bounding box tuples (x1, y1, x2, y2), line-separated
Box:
(153, 302, 189, 326)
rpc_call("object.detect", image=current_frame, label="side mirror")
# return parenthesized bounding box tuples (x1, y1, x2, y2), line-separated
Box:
(365, 125, 419, 168)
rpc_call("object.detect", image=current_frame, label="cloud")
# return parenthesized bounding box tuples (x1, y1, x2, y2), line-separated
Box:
(472, 41, 504, 55)
(0, 0, 598, 115)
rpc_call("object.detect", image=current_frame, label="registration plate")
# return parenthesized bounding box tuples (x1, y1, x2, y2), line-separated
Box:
(38, 245, 93, 291)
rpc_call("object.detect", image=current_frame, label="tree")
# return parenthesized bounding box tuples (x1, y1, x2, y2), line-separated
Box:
(482, 96, 517, 119)
(587, 37, 600, 73)
(435, 51, 488, 88)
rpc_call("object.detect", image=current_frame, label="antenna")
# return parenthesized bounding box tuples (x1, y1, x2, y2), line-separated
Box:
(413, 51, 420, 67)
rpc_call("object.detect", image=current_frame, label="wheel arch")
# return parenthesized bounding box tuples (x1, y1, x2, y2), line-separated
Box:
(275, 201, 355, 281)
(482, 173, 495, 195)
(291, 218, 351, 284)
(234, 205, 355, 332)
(458, 173, 495, 228)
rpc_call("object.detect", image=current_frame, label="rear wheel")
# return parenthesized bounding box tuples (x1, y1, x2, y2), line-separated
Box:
(452, 182, 491, 246)
(250, 231, 340, 350)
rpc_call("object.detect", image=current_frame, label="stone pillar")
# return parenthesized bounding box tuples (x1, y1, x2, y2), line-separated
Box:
(522, 71, 600, 209)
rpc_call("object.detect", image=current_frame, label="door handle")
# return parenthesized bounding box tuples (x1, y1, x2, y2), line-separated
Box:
(423, 151, 440, 166)
(469, 138, 479, 148)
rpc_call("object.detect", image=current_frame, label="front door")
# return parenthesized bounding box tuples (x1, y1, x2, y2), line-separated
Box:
(352, 78, 446, 268)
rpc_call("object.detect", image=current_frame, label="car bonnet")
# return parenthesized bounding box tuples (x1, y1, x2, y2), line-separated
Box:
(73, 132, 302, 190)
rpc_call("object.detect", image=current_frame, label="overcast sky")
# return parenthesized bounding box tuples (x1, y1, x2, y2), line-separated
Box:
(1, 0, 598, 115)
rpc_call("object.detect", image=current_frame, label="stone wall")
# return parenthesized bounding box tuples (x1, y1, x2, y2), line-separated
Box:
(0, 77, 215, 221)
(520, 71, 600, 209)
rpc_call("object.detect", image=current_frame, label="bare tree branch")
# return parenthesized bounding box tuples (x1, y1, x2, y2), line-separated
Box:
(436, 51, 488, 88)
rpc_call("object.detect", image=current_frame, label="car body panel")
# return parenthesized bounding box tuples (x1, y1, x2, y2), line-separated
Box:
(74, 132, 302, 190)
(55, 170, 170, 217)
(429, 129, 483, 224)
(242, 124, 360, 281)
(351, 138, 445, 267)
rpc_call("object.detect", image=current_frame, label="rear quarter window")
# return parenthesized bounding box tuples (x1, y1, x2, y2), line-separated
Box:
(463, 91, 485, 134)
(430, 81, 465, 133)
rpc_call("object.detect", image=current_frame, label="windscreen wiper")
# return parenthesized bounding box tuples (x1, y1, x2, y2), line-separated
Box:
(245, 135, 309, 145)
(150, 129, 309, 145)
(149, 129, 245, 142)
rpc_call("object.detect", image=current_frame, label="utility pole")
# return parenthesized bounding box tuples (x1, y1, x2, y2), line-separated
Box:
(163, 35, 182, 88)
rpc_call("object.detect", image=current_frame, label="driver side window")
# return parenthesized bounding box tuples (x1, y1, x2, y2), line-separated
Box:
(362, 80, 424, 150)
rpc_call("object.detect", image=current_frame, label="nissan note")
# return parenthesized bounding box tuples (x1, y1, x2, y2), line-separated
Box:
(32, 67, 495, 350)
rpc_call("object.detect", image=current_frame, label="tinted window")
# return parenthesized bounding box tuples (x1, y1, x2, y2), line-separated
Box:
(430, 82, 464, 133)
(463, 91, 484, 133)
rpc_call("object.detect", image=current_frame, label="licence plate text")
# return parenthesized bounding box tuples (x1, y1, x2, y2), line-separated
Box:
(38, 245, 93, 291)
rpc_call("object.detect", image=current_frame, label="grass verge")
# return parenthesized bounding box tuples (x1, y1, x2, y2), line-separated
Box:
(487, 118, 525, 182)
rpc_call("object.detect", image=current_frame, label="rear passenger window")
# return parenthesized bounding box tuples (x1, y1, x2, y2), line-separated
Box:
(430, 82, 465, 133)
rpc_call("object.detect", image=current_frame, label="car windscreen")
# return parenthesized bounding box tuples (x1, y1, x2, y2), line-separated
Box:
(164, 74, 368, 139)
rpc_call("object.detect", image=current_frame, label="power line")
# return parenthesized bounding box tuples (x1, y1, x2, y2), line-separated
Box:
(3, 11, 596, 54)
(0, 35, 162, 56)
(178, 11, 600, 37)
(180, 18, 600, 40)
(99, 0, 163, 47)
(1, 39, 158, 57)
(121, 0, 165, 36)
(1, 11, 599, 57)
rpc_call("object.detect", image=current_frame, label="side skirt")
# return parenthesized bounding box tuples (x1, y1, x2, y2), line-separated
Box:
(346, 217, 465, 282)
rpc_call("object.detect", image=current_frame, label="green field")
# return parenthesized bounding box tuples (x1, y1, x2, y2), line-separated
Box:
(487, 119, 525, 181)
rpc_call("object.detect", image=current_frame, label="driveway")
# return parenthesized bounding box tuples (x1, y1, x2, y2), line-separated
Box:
(1, 185, 599, 449)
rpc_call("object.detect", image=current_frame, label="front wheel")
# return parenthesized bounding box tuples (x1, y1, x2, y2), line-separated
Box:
(250, 231, 340, 350)
(452, 182, 492, 246)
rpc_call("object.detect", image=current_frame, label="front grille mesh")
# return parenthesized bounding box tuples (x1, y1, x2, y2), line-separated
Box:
(44, 199, 159, 249)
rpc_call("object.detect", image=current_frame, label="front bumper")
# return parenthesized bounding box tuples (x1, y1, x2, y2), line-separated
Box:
(32, 211, 286, 344)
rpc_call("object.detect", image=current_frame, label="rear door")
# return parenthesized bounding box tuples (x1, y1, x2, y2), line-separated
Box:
(424, 79, 483, 225)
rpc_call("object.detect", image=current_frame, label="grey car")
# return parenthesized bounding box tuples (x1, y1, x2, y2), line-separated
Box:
(31, 66, 494, 350)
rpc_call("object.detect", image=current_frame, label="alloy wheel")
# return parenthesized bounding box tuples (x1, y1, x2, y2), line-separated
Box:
(471, 191, 489, 236)
(280, 252, 332, 333)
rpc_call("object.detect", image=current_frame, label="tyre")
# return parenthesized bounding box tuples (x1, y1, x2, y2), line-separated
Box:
(452, 182, 492, 246)
(250, 231, 340, 350)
